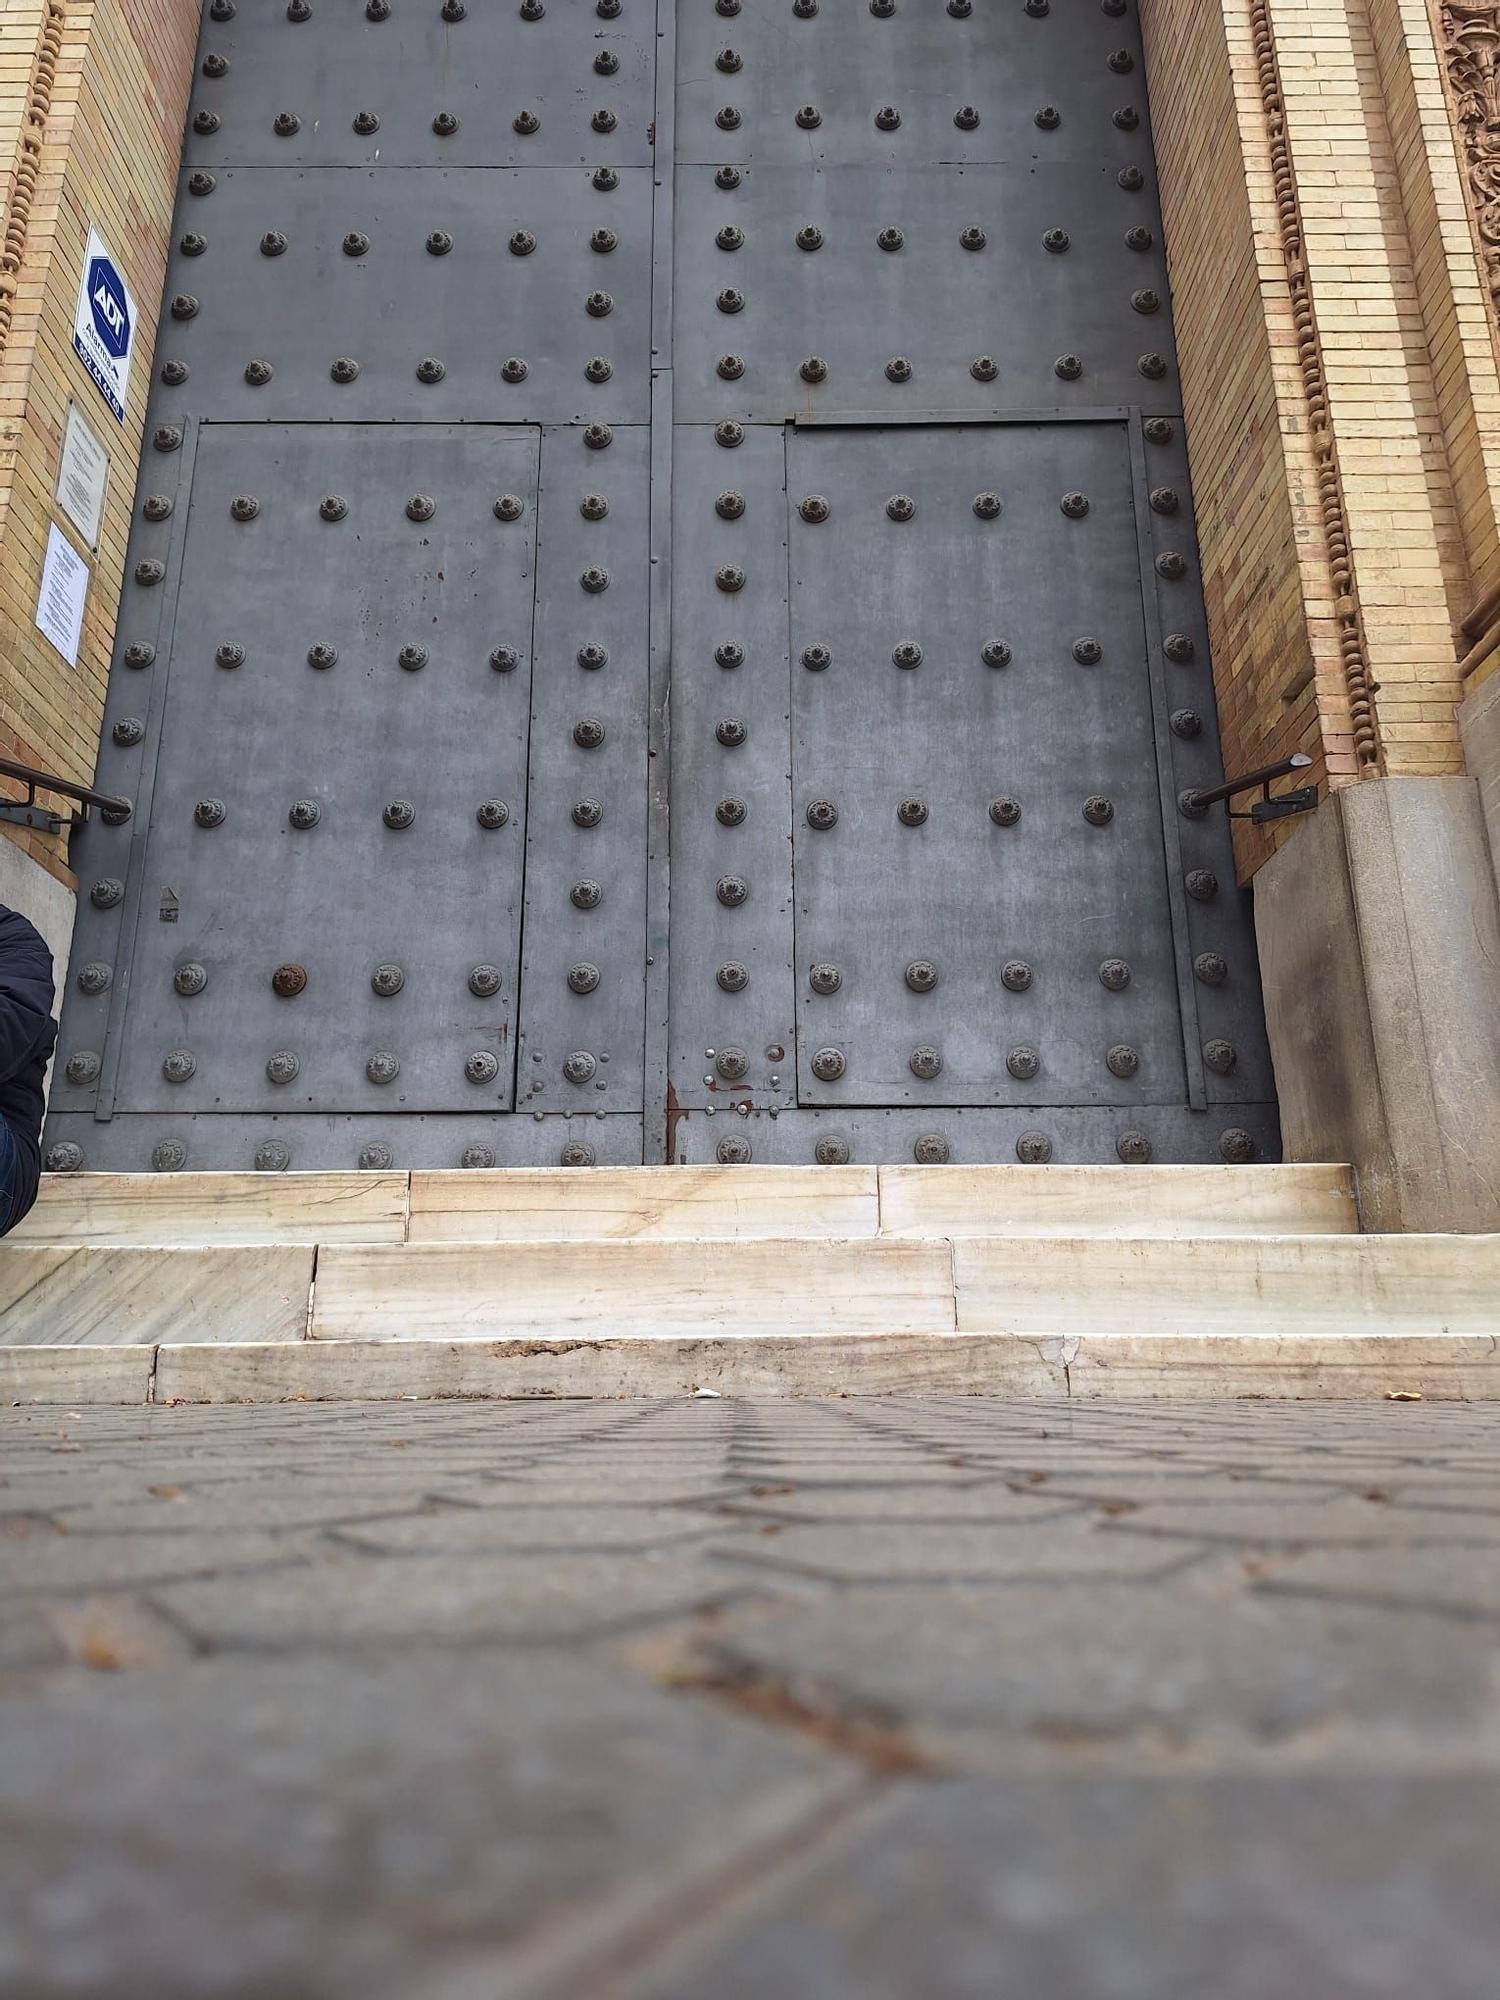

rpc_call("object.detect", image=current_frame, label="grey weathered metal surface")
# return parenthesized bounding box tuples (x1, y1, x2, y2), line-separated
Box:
(50, 0, 1278, 1173)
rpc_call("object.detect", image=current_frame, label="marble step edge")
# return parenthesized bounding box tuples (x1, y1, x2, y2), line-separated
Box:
(10, 1163, 1359, 1246)
(3, 1334, 1496, 1407)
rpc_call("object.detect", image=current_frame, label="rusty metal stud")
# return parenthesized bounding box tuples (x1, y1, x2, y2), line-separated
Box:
(568, 962, 601, 995)
(352, 111, 381, 136)
(989, 797, 1021, 827)
(1116, 1130, 1152, 1163)
(330, 357, 360, 385)
(135, 560, 165, 587)
(814, 1134, 851, 1164)
(1157, 551, 1187, 581)
(1108, 47, 1135, 71)
(580, 566, 611, 593)
(715, 420, 745, 447)
(1073, 637, 1103, 666)
(64, 1051, 101, 1087)
(717, 876, 748, 908)
(142, 492, 173, 520)
(809, 962, 841, 995)
(398, 644, 428, 672)
(1203, 1038, 1238, 1075)
(269, 963, 307, 1000)
(1016, 1131, 1053, 1164)
(125, 642, 156, 668)
(367, 1051, 401, 1085)
(572, 879, 604, 909)
(1151, 486, 1181, 515)
(716, 1048, 749, 1081)
(592, 167, 620, 191)
(194, 111, 221, 136)
(1220, 1128, 1255, 1163)
(811, 1047, 846, 1081)
(1106, 1044, 1139, 1082)
(717, 961, 749, 992)
(897, 798, 928, 827)
(716, 797, 747, 826)
(886, 494, 916, 522)
(383, 800, 416, 830)
(514, 110, 541, 135)
(800, 357, 829, 385)
(885, 356, 913, 383)
(973, 491, 1002, 520)
(170, 294, 199, 321)
(802, 643, 831, 671)
(163, 1050, 197, 1084)
(875, 104, 901, 129)
(174, 961, 208, 999)
(891, 641, 923, 669)
(982, 640, 1012, 669)
(716, 105, 742, 130)
(573, 718, 607, 750)
(954, 104, 980, 129)
(805, 799, 837, 830)
(230, 495, 260, 523)
(1002, 960, 1033, 993)
(46, 1141, 85, 1172)
(113, 718, 145, 747)
(161, 359, 190, 387)
(1194, 951, 1228, 986)
(905, 959, 939, 993)
(1185, 868, 1219, 901)
(958, 225, 987, 252)
(465, 1051, 500, 1085)
(476, 800, 510, 830)
(194, 799, 226, 829)
(266, 1050, 301, 1085)
(1144, 417, 1175, 445)
(415, 356, 446, 384)
(573, 798, 603, 828)
(77, 962, 112, 996)
(1170, 708, 1203, 740)
(563, 1051, 597, 1086)
(877, 226, 904, 252)
(460, 1144, 495, 1169)
(1118, 164, 1145, 190)
(971, 355, 998, 382)
(1055, 355, 1083, 381)
(715, 641, 745, 669)
(371, 964, 404, 997)
(717, 354, 744, 380)
(469, 965, 502, 997)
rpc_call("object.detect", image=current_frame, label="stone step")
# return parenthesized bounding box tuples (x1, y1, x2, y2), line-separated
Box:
(10, 1162, 1357, 1247)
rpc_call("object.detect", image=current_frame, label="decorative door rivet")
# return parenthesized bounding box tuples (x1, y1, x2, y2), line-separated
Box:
(267, 1050, 300, 1085)
(271, 963, 307, 999)
(253, 1140, 291, 1173)
(113, 718, 144, 747)
(1002, 959, 1033, 992)
(586, 290, 614, 319)
(1117, 1130, 1152, 1163)
(718, 961, 748, 991)
(886, 356, 913, 382)
(990, 796, 1021, 826)
(288, 801, 320, 830)
(715, 165, 742, 189)
(815, 1134, 852, 1164)
(1055, 354, 1083, 381)
(877, 226, 904, 252)
(716, 105, 742, 130)
(585, 423, 615, 455)
(581, 565, 611, 592)
(383, 800, 415, 830)
(170, 294, 199, 321)
(717, 1135, 751, 1163)
(897, 798, 928, 826)
(406, 494, 436, 523)
(125, 642, 156, 668)
(495, 493, 526, 522)
(331, 357, 360, 383)
(1118, 164, 1145, 190)
(245, 358, 274, 387)
(794, 0, 818, 15)
(909, 1045, 942, 1079)
(1170, 708, 1202, 740)
(1126, 224, 1155, 252)
(1106, 1043, 1140, 1079)
(1186, 868, 1219, 900)
(1114, 103, 1141, 129)
(591, 107, 618, 133)
(593, 167, 619, 190)
(1073, 636, 1103, 665)
(415, 357, 446, 383)
(809, 962, 841, 994)
(716, 1048, 749, 1081)
(194, 799, 226, 828)
(573, 798, 603, 828)
(715, 491, 746, 520)
(181, 232, 208, 258)
(913, 1134, 951, 1164)
(509, 230, 537, 258)
(230, 495, 260, 522)
(802, 643, 831, 671)
(501, 356, 529, 382)
(1083, 794, 1115, 825)
(968, 357, 998, 386)
(371, 964, 405, 997)
(460, 1144, 495, 1169)
(1220, 1129, 1255, 1163)
(1204, 1038, 1238, 1074)
(800, 356, 829, 384)
(1007, 1044, 1039, 1080)
(77, 962, 112, 996)
(577, 642, 608, 669)
(1194, 951, 1228, 986)
(163, 1050, 197, 1084)
(1132, 288, 1162, 316)
(591, 229, 618, 257)
(806, 799, 837, 830)
(799, 495, 830, 523)
(568, 962, 601, 994)
(1035, 103, 1060, 129)
(982, 639, 1012, 668)
(476, 800, 510, 829)
(1016, 1131, 1053, 1164)
(563, 1051, 597, 1085)
(490, 645, 520, 673)
(716, 718, 747, 748)
(342, 232, 370, 258)
(162, 360, 190, 386)
(716, 43, 742, 70)
(153, 1140, 188, 1172)
(572, 879, 604, 908)
(203, 52, 229, 76)
(188, 170, 216, 196)
(367, 1051, 400, 1084)
(47, 1142, 85, 1172)
(717, 354, 745, 379)
(1151, 486, 1181, 514)
(398, 644, 428, 671)
(154, 426, 183, 453)
(194, 112, 221, 136)
(717, 875, 748, 906)
(1098, 958, 1132, 991)
(812, 1047, 846, 1081)
(875, 104, 901, 129)
(465, 1051, 500, 1085)
(886, 494, 916, 522)
(959, 225, 987, 251)
(65, 1051, 101, 1087)
(1138, 353, 1168, 380)
(716, 797, 747, 825)
(794, 104, 822, 129)
(906, 959, 938, 993)
(573, 718, 607, 748)
(871, 0, 896, 15)
(955, 103, 980, 129)
(319, 496, 348, 524)
(1042, 227, 1070, 254)
(469, 965, 502, 996)
(560, 1139, 597, 1167)
(135, 560, 165, 586)
(715, 420, 745, 447)
(717, 225, 744, 252)
(359, 1142, 394, 1171)
(715, 564, 746, 592)
(353, 111, 380, 135)
(972, 491, 1002, 520)
(1178, 787, 1209, 820)
(514, 110, 541, 135)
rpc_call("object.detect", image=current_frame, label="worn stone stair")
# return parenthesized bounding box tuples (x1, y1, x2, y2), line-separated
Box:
(2, 1165, 1497, 1404)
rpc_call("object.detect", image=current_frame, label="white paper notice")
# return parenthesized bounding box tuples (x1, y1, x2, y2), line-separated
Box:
(35, 522, 90, 669)
(55, 402, 110, 549)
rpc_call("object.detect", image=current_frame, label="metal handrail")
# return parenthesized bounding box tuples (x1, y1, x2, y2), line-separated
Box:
(1184, 752, 1315, 827)
(0, 754, 131, 834)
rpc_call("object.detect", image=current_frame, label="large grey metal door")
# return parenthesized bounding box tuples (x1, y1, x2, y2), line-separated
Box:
(48, 0, 1278, 1174)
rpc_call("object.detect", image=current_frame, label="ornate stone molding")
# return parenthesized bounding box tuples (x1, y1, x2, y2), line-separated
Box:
(1442, 5, 1500, 312)
(0, 3, 66, 361)
(1249, 0, 1380, 769)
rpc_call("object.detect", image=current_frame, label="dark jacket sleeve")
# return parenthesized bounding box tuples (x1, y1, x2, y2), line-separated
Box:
(0, 909, 57, 1088)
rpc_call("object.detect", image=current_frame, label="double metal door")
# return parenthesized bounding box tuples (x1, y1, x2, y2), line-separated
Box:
(47, 0, 1276, 1173)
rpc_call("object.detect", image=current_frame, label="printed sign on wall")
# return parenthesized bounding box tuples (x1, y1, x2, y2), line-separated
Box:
(55, 402, 111, 549)
(35, 522, 90, 669)
(72, 227, 136, 424)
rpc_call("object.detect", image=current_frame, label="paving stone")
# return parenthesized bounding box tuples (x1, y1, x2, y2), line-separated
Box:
(631, 1775, 1500, 2000)
(708, 1519, 1192, 1585)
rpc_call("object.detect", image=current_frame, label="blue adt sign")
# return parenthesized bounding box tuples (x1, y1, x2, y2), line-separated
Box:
(73, 226, 136, 424)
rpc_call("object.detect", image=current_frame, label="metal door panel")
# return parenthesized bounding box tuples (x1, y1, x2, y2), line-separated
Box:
(516, 424, 652, 1116)
(77, 425, 538, 1118)
(158, 168, 652, 426)
(667, 423, 797, 1120)
(185, 0, 654, 170)
(676, 0, 1156, 168)
(788, 420, 1182, 1108)
(673, 164, 1175, 424)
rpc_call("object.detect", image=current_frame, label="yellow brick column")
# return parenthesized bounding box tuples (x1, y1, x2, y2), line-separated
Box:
(0, 0, 196, 980)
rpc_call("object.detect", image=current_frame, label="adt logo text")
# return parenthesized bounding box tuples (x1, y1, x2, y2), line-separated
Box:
(88, 256, 130, 361)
